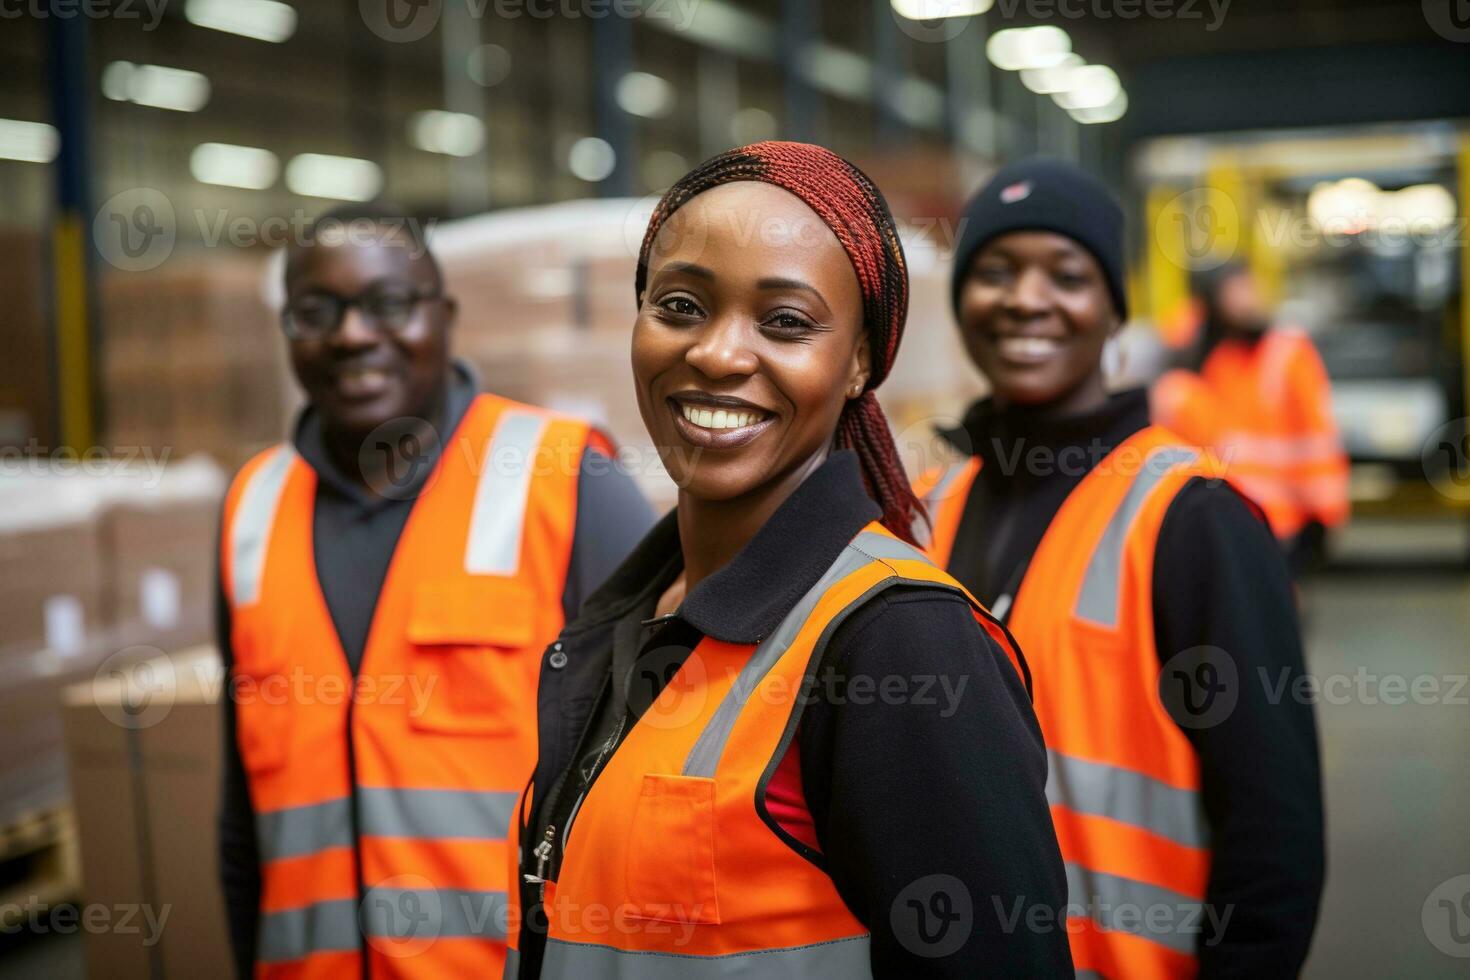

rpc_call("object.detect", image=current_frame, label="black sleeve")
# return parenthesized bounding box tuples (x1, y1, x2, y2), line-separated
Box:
(561, 444, 658, 622)
(799, 587, 1073, 978)
(1154, 478, 1326, 979)
(216, 537, 261, 980)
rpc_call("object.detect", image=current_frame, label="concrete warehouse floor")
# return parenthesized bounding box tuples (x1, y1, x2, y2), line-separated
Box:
(2, 520, 1466, 979)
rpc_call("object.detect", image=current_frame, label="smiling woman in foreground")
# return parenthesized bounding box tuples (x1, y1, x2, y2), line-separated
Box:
(503, 141, 1072, 979)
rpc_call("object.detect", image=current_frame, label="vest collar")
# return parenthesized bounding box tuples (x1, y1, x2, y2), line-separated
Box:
(576, 450, 882, 645)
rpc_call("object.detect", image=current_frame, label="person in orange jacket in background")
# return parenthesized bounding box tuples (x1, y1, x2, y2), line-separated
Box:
(914, 159, 1324, 979)
(1153, 262, 1349, 572)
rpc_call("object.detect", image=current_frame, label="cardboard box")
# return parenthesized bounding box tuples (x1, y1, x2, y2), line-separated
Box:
(0, 485, 108, 661)
(63, 646, 231, 980)
(100, 457, 226, 653)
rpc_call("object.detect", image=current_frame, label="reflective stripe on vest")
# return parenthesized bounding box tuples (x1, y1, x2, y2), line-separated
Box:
(682, 531, 932, 778)
(1046, 750, 1207, 850)
(466, 410, 550, 575)
(913, 459, 971, 547)
(1065, 863, 1204, 957)
(228, 444, 296, 608)
(541, 934, 871, 979)
(1074, 448, 1198, 628)
(260, 898, 360, 963)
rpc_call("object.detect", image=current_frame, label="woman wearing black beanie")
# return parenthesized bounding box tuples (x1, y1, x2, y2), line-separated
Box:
(915, 158, 1325, 979)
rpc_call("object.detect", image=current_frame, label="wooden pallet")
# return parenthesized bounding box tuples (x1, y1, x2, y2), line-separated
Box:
(0, 807, 80, 933)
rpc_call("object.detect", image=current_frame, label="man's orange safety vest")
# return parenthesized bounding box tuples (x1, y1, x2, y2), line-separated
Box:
(502, 523, 1024, 979)
(915, 427, 1221, 980)
(1154, 329, 1348, 540)
(221, 392, 592, 979)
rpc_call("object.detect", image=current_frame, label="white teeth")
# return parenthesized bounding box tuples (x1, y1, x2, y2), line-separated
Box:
(997, 336, 1062, 358)
(680, 403, 764, 430)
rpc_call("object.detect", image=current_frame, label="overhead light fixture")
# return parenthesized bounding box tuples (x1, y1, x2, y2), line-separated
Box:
(102, 61, 211, 112)
(409, 110, 486, 157)
(1066, 90, 1128, 124)
(730, 106, 777, 144)
(185, 0, 296, 43)
(616, 72, 675, 119)
(467, 44, 511, 87)
(0, 119, 61, 163)
(286, 153, 383, 201)
(986, 26, 1071, 71)
(567, 137, 616, 182)
(890, 0, 992, 19)
(1052, 65, 1121, 110)
(1021, 54, 1083, 95)
(191, 142, 280, 189)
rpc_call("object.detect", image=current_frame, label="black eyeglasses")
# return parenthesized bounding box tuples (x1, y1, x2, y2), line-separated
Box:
(281, 287, 444, 341)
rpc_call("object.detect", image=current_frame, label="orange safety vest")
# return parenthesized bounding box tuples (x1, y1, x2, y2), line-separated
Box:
(503, 523, 1024, 979)
(915, 427, 1223, 980)
(222, 393, 592, 979)
(1154, 329, 1348, 540)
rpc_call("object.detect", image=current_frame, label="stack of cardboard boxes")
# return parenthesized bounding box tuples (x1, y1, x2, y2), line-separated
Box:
(99, 253, 292, 474)
(0, 458, 225, 830)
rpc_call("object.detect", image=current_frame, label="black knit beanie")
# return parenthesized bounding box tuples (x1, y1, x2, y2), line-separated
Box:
(950, 157, 1128, 321)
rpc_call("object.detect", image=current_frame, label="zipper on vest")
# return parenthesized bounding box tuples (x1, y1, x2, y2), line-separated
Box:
(559, 711, 627, 859)
(529, 670, 613, 893)
(523, 825, 557, 901)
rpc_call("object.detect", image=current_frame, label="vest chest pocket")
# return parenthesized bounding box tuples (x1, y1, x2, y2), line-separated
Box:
(405, 578, 542, 736)
(623, 773, 721, 925)
(230, 627, 293, 774)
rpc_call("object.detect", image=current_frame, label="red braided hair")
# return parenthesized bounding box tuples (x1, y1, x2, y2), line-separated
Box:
(635, 141, 926, 544)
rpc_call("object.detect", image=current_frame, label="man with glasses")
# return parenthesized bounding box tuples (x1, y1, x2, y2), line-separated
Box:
(216, 205, 653, 978)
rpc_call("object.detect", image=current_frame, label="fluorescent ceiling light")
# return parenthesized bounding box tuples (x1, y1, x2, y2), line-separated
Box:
(286, 153, 384, 201)
(1053, 65, 1121, 110)
(102, 61, 211, 112)
(799, 43, 872, 102)
(567, 137, 616, 182)
(0, 119, 60, 163)
(891, 0, 992, 19)
(1066, 90, 1128, 125)
(987, 26, 1071, 71)
(186, 0, 296, 43)
(616, 72, 674, 119)
(409, 110, 486, 157)
(1021, 54, 1083, 95)
(191, 142, 280, 189)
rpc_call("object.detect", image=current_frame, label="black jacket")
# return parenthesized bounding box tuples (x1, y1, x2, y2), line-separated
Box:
(941, 388, 1325, 979)
(510, 450, 1074, 979)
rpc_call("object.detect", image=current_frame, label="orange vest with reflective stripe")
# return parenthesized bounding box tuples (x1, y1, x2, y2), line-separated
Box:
(915, 427, 1220, 980)
(222, 393, 591, 980)
(1155, 329, 1348, 540)
(502, 524, 1023, 980)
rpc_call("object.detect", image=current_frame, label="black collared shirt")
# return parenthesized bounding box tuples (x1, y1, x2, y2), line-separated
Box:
(513, 450, 1073, 979)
